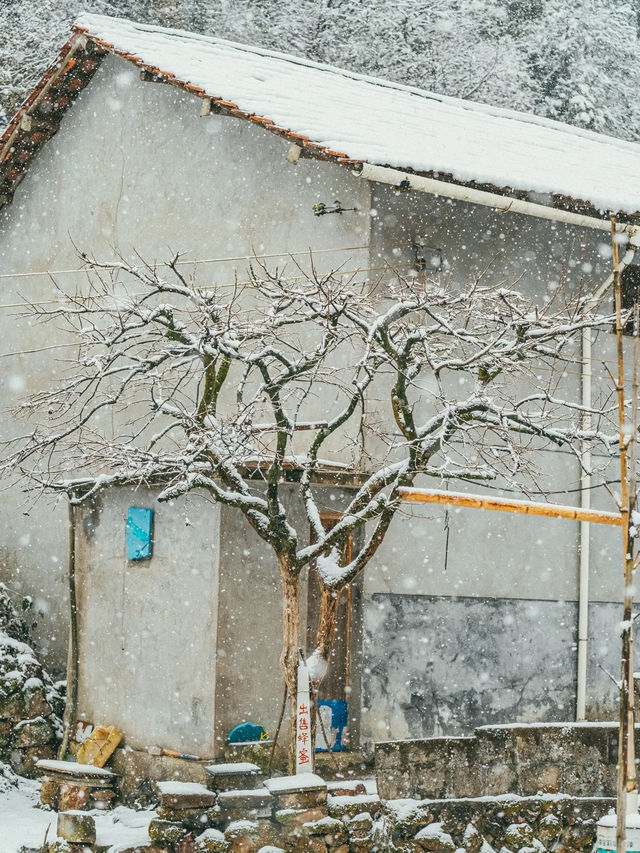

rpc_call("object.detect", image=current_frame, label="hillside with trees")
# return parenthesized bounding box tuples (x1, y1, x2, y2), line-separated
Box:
(2, 0, 640, 144)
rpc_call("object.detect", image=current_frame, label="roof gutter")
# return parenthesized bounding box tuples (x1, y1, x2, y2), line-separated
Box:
(359, 162, 639, 237)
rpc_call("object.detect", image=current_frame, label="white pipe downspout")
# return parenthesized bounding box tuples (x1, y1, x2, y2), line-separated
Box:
(358, 162, 639, 236)
(577, 326, 592, 721)
(359, 159, 640, 721)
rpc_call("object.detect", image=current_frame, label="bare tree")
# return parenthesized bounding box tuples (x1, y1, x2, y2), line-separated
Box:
(2, 253, 617, 768)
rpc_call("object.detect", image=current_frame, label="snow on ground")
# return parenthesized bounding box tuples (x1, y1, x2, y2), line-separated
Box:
(0, 770, 156, 853)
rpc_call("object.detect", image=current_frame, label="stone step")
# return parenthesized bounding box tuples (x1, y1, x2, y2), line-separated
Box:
(264, 773, 327, 796)
(264, 772, 328, 809)
(154, 780, 217, 809)
(204, 761, 264, 792)
(216, 786, 273, 820)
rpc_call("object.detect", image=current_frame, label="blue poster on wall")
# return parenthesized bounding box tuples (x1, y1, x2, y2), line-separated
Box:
(126, 507, 154, 560)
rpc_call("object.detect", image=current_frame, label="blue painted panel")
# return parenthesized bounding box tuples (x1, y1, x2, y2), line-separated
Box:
(316, 700, 348, 752)
(126, 507, 154, 560)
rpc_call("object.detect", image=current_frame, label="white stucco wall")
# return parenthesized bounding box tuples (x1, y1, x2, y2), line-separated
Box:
(0, 53, 370, 672)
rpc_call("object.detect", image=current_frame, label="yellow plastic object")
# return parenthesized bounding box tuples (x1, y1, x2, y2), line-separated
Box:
(76, 725, 122, 767)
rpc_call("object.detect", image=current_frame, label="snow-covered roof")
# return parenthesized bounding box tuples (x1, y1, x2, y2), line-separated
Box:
(71, 13, 640, 215)
(3, 13, 640, 218)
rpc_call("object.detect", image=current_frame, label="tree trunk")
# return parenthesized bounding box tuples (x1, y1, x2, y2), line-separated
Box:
(313, 585, 340, 675)
(279, 555, 300, 774)
(309, 585, 341, 751)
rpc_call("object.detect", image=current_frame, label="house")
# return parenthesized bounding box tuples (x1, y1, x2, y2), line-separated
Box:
(1, 14, 639, 768)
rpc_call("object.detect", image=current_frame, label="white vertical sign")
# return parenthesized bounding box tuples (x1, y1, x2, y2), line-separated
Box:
(296, 658, 313, 774)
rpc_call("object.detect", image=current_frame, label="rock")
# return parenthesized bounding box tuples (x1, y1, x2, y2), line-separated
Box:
(195, 828, 230, 853)
(57, 783, 91, 812)
(90, 788, 117, 804)
(40, 778, 59, 809)
(264, 775, 327, 796)
(415, 823, 457, 853)
(504, 824, 534, 849)
(25, 685, 52, 719)
(148, 819, 189, 845)
(218, 788, 274, 821)
(349, 841, 371, 853)
(463, 824, 483, 853)
(536, 814, 560, 843)
(327, 794, 381, 820)
(274, 807, 327, 827)
(347, 811, 373, 836)
(157, 805, 218, 832)
(46, 841, 72, 853)
(276, 791, 327, 810)
(155, 781, 217, 810)
(107, 848, 155, 853)
(0, 691, 26, 721)
(57, 812, 96, 844)
(386, 801, 433, 838)
(21, 744, 56, 777)
(12, 716, 55, 748)
(225, 821, 278, 853)
(224, 819, 278, 852)
(205, 763, 264, 793)
(302, 816, 345, 844)
(285, 838, 327, 853)
(326, 781, 366, 797)
(157, 805, 208, 820)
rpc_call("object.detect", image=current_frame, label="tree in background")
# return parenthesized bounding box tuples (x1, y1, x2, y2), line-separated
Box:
(2, 0, 640, 142)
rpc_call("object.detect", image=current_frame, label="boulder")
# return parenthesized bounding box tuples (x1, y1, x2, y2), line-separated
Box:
(195, 828, 230, 853)
(57, 811, 96, 844)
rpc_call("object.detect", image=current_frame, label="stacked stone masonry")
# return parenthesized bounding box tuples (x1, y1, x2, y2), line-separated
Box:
(44, 726, 629, 853)
(375, 724, 624, 801)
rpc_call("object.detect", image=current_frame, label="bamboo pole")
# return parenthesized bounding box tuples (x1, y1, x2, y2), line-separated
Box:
(611, 216, 638, 853)
(399, 487, 623, 526)
(58, 502, 79, 760)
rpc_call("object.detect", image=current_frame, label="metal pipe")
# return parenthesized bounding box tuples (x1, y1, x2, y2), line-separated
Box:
(577, 326, 592, 721)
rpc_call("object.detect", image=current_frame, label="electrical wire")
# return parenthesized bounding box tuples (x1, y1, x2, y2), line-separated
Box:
(0, 241, 412, 282)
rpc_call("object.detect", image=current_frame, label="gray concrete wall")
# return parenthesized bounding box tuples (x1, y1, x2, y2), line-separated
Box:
(360, 591, 640, 748)
(362, 594, 578, 744)
(75, 486, 220, 754)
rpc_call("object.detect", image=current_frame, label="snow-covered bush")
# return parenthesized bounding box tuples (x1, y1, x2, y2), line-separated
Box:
(0, 583, 63, 776)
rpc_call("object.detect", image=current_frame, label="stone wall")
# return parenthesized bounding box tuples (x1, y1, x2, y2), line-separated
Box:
(375, 723, 622, 801)
(48, 786, 612, 853)
(376, 793, 611, 853)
